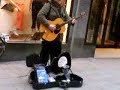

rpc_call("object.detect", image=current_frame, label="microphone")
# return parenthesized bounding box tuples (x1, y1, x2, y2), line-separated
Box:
(62, 65, 70, 82)
(58, 56, 70, 82)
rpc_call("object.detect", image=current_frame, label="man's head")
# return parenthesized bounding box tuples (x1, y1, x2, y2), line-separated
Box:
(54, 0, 62, 5)
(51, 0, 66, 7)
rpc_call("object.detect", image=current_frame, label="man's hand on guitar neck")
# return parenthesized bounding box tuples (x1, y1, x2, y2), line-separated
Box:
(68, 18, 76, 25)
(48, 18, 76, 32)
(71, 18, 76, 24)
(48, 24, 56, 32)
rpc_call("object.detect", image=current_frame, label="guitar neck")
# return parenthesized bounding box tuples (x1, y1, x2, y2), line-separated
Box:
(59, 19, 72, 27)
(59, 15, 83, 27)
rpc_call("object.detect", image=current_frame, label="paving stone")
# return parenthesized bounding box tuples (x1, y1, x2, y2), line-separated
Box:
(0, 58, 120, 90)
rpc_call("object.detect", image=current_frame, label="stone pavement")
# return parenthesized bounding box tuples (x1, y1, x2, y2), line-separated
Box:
(0, 58, 120, 90)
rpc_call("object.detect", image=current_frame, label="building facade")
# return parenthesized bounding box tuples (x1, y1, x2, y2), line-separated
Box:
(0, 0, 120, 61)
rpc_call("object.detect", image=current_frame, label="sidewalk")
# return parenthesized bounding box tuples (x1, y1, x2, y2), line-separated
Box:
(0, 58, 120, 90)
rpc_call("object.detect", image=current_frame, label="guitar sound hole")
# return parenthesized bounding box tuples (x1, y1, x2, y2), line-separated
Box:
(54, 29, 60, 34)
(54, 24, 61, 34)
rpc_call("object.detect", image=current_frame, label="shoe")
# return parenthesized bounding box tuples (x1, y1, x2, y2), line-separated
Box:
(48, 76, 56, 82)
(9, 30, 19, 36)
(31, 28, 36, 36)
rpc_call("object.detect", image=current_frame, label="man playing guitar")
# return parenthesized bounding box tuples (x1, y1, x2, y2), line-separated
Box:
(37, 0, 76, 66)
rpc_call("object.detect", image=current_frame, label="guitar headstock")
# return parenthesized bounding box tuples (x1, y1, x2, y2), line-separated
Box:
(79, 12, 87, 18)
(73, 12, 87, 19)
(80, 12, 87, 16)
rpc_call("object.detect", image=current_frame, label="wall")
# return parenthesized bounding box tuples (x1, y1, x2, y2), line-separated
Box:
(68, 0, 96, 58)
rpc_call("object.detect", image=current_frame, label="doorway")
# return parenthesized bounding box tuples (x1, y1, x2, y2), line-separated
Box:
(96, 0, 120, 48)
(85, 0, 120, 48)
(85, 0, 120, 58)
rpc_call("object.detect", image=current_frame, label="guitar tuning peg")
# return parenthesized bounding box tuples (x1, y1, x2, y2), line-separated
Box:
(81, 12, 85, 15)
(72, 17, 75, 19)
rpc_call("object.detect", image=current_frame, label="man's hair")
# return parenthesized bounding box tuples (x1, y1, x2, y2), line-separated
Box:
(41, 0, 49, 3)
(50, 0, 66, 7)
(61, 0, 66, 7)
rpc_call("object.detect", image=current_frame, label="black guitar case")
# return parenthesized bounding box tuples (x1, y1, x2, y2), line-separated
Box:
(26, 52, 83, 90)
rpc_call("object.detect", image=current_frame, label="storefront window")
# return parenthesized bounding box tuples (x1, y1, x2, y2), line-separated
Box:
(86, 0, 120, 48)
(0, 0, 72, 43)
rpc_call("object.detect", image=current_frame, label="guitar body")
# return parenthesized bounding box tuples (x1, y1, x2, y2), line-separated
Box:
(39, 18, 65, 41)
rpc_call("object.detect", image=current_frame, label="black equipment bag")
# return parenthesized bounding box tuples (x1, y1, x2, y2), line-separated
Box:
(26, 53, 40, 67)
(30, 70, 83, 89)
(55, 73, 83, 88)
(29, 70, 83, 89)
(26, 52, 83, 89)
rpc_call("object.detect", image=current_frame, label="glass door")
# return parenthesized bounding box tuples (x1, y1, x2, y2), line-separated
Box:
(85, 0, 120, 48)
(85, 0, 106, 45)
(96, 0, 120, 48)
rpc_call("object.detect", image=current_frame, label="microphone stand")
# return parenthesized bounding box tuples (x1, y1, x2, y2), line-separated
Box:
(61, 65, 70, 90)
(62, 65, 70, 82)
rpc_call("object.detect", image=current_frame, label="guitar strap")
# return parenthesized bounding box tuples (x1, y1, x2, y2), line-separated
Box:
(46, 2, 51, 19)
(52, 7, 61, 18)
(46, 2, 61, 19)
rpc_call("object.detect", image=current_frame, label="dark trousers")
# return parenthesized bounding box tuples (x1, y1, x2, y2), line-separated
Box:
(31, 1, 43, 29)
(40, 40, 62, 66)
(113, 33, 120, 48)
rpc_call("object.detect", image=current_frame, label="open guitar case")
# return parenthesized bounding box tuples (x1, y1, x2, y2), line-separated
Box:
(26, 52, 83, 90)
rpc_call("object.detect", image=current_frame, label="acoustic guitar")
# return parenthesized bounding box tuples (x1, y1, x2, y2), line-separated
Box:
(39, 12, 86, 41)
